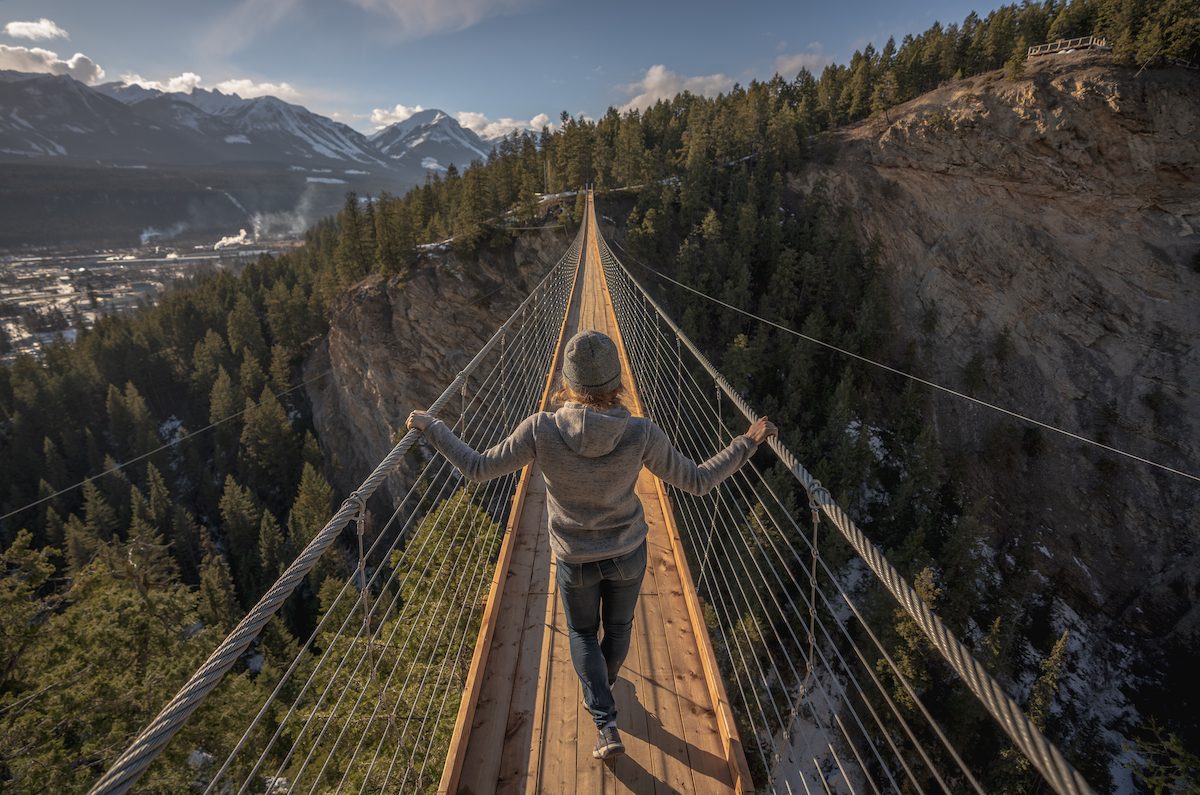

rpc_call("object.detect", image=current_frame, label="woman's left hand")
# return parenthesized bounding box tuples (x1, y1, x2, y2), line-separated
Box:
(406, 410, 435, 432)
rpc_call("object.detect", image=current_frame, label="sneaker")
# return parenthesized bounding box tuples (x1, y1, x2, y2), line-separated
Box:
(592, 725, 625, 760)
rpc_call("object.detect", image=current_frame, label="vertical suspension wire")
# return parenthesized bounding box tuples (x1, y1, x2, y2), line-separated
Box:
(639, 288, 940, 793)
(217, 249, 576, 795)
(659, 339, 915, 792)
(250, 332, 550, 794)
(605, 251, 949, 794)
(351, 491, 377, 693)
(299, 278, 566, 791)
(802, 486, 822, 693)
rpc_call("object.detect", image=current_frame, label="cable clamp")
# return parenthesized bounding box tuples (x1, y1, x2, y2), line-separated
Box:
(346, 491, 367, 518)
(807, 478, 830, 516)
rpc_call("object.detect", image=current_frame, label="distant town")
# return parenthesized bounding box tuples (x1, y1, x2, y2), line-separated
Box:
(0, 236, 301, 362)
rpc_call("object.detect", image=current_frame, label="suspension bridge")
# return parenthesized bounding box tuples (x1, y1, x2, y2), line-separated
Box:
(89, 191, 1097, 794)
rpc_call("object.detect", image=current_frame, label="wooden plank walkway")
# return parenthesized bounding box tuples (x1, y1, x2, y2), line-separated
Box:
(439, 191, 753, 794)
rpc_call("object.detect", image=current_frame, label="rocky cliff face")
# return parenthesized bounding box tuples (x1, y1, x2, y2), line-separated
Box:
(793, 52, 1199, 743)
(303, 228, 571, 504)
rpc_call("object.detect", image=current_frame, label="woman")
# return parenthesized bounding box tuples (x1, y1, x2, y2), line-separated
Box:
(407, 330, 777, 761)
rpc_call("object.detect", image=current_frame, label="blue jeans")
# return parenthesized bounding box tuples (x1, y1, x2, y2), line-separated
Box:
(555, 540, 647, 728)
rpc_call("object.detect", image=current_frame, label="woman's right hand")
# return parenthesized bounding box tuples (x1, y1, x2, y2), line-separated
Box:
(746, 416, 777, 445)
(406, 410, 435, 432)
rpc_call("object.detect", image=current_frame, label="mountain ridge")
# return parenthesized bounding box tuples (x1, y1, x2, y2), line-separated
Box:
(1, 70, 497, 172)
(0, 71, 508, 247)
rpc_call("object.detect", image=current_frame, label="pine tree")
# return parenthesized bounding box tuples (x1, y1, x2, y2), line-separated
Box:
(269, 344, 292, 397)
(1028, 630, 1069, 731)
(0, 530, 56, 690)
(191, 329, 230, 396)
(871, 71, 900, 123)
(265, 281, 309, 355)
(334, 192, 370, 286)
(301, 431, 323, 471)
(82, 480, 119, 541)
(517, 168, 541, 224)
(145, 462, 171, 532)
(227, 293, 267, 364)
(199, 544, 240, 633)
(64, 513, 99, 572)
(171, 504, 202, 583)
(288, 463, 333, 551)
(124, 502, 178, 594)
(218, 475, 262, 604)
(98, 454, 132, 526)
(41, 436, 67, 491)
(209, 366, 241, 458)
(239, 351, 266, 402)
(239, 387, 298, 506)
(258, 510, 285, 583)
(42, 503, 65, 546)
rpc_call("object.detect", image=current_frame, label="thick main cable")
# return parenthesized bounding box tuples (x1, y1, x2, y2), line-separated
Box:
(598, 237, 1097, 795)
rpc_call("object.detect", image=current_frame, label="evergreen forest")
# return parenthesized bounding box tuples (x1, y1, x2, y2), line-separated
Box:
(1, 0, 1196, 791)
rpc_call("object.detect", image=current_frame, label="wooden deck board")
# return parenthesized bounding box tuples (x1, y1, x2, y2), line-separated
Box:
(440, 191, 747, 794)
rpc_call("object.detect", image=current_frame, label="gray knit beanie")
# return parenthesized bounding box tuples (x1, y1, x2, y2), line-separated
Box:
(562, 330, 622, 393)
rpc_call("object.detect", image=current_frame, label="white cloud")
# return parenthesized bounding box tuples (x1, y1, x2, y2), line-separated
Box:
(456, 110, 551, 139)
(3, 18, 69, 40)
(0, 44, 104, 83)
(619, 64, 733, 112)
(774, 45, 832, 77)
(348, 0, 531, 39)
(212, 78, 300, 100)
(121, 71, 204, 93)
(370, 103, 424, 127)
(196, 0, 299, 57)
(118, 72, 298, 100)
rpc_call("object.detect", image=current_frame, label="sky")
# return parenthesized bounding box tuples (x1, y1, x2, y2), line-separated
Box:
(0, 0, 1006, 136)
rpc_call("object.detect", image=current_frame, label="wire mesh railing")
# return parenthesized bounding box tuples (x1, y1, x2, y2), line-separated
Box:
(89, 226, 584, 795)
(595, 228, 1095, 795)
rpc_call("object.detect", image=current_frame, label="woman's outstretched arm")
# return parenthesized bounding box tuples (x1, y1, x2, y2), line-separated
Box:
(642, 416, 777, 496)
(407, 410, 537, 483)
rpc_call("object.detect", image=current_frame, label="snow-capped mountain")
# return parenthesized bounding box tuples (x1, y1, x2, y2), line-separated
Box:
(0, 71, 208, 162)
(2, 71, 382, 168)
(1, 71, 498, 176)
(370, 109, 492, 175)
(0, 70, 506, 247)
(94, 81, 386, 166)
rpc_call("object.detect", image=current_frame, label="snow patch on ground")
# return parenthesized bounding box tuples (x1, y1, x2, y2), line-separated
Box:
(421, 156, 447, 171)
(845, 419, 889, 463)
(224, 134, 251, 144)
(306, 176, 347, 184)
(1048, 598, 1140, 793)
(416, 238, 453, 252)
(159, 415, 184, 442)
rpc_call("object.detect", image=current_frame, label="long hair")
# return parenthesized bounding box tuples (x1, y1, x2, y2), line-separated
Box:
(551, 377, 626, 411)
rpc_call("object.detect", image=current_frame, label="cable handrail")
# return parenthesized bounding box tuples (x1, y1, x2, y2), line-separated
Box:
(595, 230, 1096, 795)
(89, 223, 586, 795)
(91, 192, 1101, 794)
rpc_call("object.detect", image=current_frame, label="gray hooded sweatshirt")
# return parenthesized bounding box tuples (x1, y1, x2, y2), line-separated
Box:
(422, 402, 759, 563)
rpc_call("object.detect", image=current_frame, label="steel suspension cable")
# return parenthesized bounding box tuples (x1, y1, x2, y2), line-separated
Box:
(616, 280, 964, 792)
(236, 263, 571, 792)
(613, 248, 989, 792)
(597, 236, 1097, 795)
(210, 271, 569, 792)
(91, 225, 585, 795)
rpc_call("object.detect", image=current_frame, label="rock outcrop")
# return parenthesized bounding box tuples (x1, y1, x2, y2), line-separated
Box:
(792, 52, 1199, 741)
(303, 227, 573, 504)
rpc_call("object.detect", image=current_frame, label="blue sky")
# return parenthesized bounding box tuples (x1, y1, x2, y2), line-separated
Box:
(0, 0, 1004, 135)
